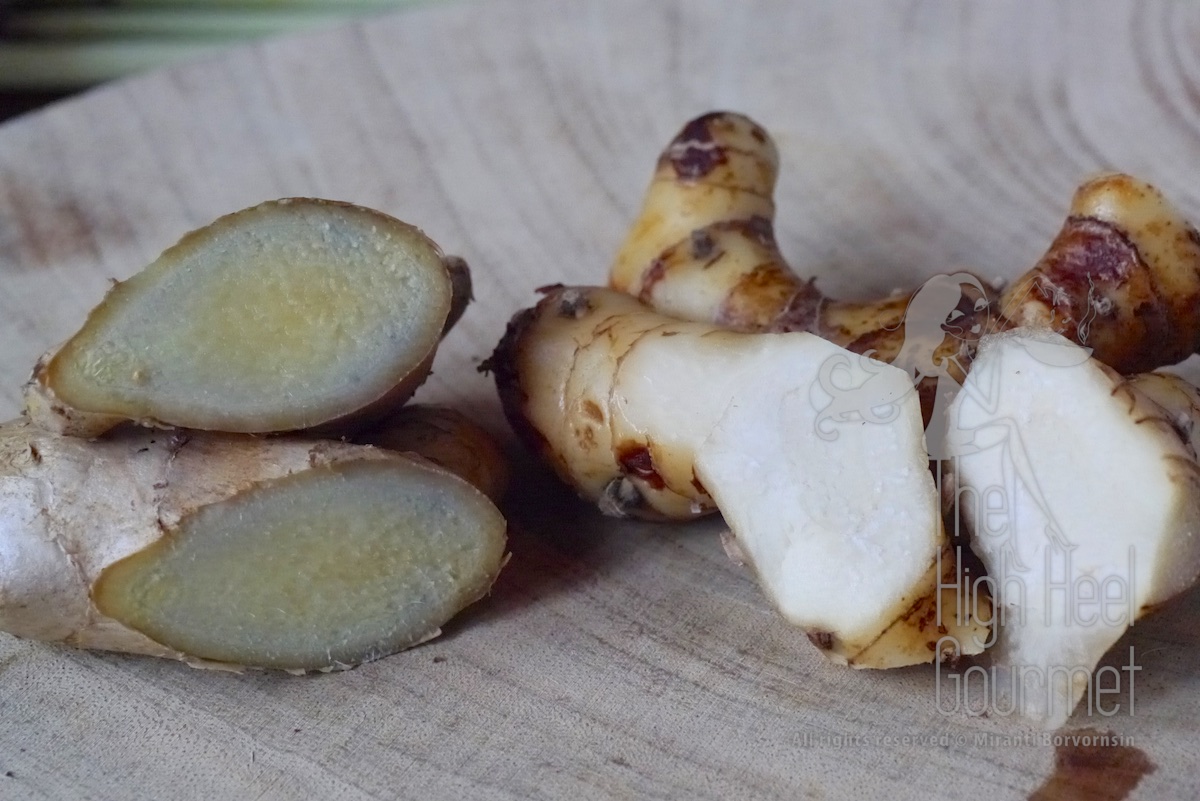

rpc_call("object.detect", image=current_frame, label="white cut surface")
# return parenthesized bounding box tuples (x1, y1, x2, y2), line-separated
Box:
(614, 332, 796, 457)
(618, 332, 940, 644)
(696, 342, 937, 643)
(47, 200, 450, 432)
(950, 330, 1200, 728)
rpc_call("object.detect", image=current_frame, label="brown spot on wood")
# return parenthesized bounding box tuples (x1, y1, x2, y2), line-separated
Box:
(616, 443, 665, 490)
(807, 631, 834, 650)
(1028, 729, 1154, 801)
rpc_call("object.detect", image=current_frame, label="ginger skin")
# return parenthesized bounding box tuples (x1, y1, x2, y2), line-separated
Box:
(486, 286, 719, 521)
(611, 112, 1200, 377)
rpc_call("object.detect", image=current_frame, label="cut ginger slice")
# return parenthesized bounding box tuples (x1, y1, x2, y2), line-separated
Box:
(25, 199, 457, 436)
(94, 460, 504, 670)
(0, 422, 507, 671)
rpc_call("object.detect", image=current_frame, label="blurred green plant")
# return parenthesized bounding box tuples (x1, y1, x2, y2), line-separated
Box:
(0, 0, 435, 89)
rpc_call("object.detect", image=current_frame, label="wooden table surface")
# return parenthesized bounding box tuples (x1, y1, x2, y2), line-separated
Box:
(2, 1, 1199, 798)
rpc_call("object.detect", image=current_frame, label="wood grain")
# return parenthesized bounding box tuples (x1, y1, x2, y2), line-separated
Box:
(1, 1, 1198, 798)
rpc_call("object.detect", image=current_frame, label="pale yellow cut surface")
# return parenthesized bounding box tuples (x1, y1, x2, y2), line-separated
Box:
(94, 460, 506, 670)
(46, 199, 452, 432)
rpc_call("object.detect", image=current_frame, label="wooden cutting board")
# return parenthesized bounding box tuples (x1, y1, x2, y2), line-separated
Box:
(2, 1, 1198, 798)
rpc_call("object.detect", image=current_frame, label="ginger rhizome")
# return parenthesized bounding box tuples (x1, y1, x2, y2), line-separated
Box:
(0, 415, 507, 672)
(611, 112, 1200, 378)
(2, 201, 510, 672)
(488, 285, 989, 668)
(948, 331, 1200, 727)
(25, 199, 470, 438)
(489, 110, 1200, 724)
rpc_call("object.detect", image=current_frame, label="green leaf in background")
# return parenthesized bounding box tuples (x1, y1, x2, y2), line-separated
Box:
(0, 0, 438, 90)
